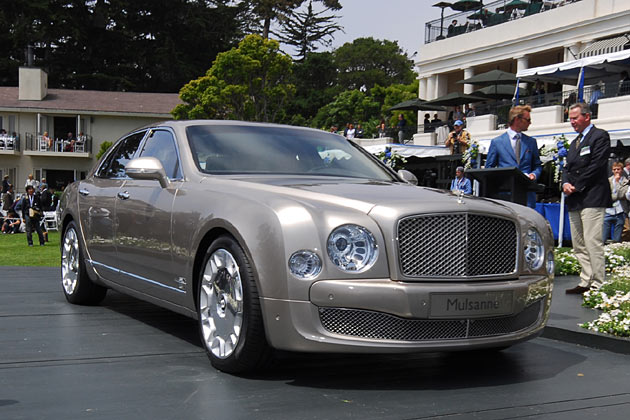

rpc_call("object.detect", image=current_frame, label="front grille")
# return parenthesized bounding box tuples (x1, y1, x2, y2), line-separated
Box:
(319, 300, 543, 341)
(398, 214, 517, 277)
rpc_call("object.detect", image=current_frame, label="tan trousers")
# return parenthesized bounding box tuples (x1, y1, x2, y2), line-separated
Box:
(568, 207, 606, 289)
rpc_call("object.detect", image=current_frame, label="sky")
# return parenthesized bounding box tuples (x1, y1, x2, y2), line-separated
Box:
(329, 0, 442, 57)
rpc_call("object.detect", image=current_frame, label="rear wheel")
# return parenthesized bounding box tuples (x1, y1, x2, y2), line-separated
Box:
(61, 221, 107, 305)
(198, 235, 271, 373)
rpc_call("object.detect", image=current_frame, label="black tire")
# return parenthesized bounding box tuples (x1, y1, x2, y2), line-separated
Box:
(197, 235, 271, 373)
(61, 221, 107, 305)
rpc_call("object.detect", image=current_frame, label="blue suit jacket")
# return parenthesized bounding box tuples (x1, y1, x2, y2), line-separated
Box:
(486, 132, 542, 179)
(485, 132, 542, 207)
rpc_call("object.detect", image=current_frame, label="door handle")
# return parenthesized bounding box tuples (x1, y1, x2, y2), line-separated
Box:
(79, 189, 90, 196)
(117, 191, 130, 200)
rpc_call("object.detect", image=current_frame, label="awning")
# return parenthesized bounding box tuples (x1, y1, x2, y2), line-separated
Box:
(517, 50, 630, 85)
(360, 129, 630, 160)
(361, 143, 451, 158)
(578, 36, 630, 59)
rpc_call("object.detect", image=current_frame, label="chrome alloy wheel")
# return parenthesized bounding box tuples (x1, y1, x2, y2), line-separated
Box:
(200, 248, 244, 359)
(61, 226, 80, 295)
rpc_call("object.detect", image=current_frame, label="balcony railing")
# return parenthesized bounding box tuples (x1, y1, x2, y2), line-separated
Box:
(425, 0, 582, 44)
(0, 135, 20, 152)
(24, 133, 92, 154)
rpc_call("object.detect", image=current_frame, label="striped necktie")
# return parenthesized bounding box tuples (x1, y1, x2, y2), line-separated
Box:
(575, 133, 583, 147)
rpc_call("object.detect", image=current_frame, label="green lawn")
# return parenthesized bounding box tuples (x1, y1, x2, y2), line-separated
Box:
(0, 230, 61, 266)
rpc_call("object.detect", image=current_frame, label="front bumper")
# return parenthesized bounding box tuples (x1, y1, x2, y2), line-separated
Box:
(260, 276, 552, 353)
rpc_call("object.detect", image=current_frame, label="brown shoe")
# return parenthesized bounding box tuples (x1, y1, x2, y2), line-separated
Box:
(565, 285, 590, 294)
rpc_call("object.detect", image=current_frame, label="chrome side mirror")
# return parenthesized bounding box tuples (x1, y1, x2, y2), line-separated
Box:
(125, 157, 170, 188)
(397, 169, 418, 186)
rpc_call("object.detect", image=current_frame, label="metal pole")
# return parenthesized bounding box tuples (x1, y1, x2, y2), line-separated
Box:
(558, 192, 565, 248)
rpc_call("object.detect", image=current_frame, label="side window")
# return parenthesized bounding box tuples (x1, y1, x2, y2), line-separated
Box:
(139, 130, 181, 179)
(97, 131, 145, 178)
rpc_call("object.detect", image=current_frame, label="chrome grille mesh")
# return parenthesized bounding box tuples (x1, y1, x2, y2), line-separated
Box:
(319, 300, 543, 341)
(398, 214, 517, 277)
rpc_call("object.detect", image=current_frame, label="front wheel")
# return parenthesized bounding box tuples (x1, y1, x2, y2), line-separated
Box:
(198, 235, 271, 373)
(61, 221, 107, 305)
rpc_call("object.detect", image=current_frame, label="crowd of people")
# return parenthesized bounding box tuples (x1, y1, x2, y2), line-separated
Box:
(1, 175, 58, 246)
(39, 131, 87, 152)
(330, 115, 410, 143)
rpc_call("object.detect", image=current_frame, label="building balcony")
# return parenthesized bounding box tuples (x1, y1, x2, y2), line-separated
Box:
(22, 133, 92, 157)
(0, 135, 20, 155)
(425, 0, 582, 44)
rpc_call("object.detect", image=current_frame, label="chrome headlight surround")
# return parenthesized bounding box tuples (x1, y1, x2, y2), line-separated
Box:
(327, 224, 378, 272)
(288, 250, 322, 279)
(524, 228, 544, 271)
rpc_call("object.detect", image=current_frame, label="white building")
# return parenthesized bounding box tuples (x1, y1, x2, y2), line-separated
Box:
(411, 0, 630, 147)
(0, 67, 180, 193)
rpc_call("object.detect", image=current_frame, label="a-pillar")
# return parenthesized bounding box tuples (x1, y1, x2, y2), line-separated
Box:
(463, 67, 475, 94)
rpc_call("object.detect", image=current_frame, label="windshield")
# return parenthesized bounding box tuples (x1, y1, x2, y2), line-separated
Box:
(187, 124, 395, 181)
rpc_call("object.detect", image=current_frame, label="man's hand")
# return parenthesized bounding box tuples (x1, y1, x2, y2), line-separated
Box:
(563, 182, 576, 195)
(528, 173, 536, 180)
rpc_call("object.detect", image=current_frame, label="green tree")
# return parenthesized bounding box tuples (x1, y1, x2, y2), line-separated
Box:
(96, 141, 114, 160)
(334, 37, 414, 90)
(287, 51, 340, 124)
(0, 1, 246, 92)
(311, 89, 380, 132)
(371, 80, 419, 127)
(246, 0, 340, 40)
(173, 34, 295, 123)
(275, 0, 342, 61)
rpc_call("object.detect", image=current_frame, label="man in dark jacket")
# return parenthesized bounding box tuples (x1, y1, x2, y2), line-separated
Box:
(562, 102, 611, 294)
(40, 183, 54, 211)
(19, 185, 45, 246)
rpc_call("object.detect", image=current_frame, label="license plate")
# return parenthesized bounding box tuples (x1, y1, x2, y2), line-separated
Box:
(430, 291, 513, 318)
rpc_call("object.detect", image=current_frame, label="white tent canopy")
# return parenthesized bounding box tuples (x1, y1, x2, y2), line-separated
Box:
(361, 143, 451, 158)
(517, 50, 630, 85)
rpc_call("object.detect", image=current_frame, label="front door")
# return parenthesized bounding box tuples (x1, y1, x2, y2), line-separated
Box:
(114, 128, 186, 305)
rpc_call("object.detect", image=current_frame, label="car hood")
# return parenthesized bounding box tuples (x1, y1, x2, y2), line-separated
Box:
(204, 175, 520, 220)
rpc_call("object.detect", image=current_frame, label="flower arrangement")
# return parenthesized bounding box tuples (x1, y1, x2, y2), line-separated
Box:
(377, 146, 407, 170)
(462, 140, 479, 169)
(555, 244, 629, 276)
(539, 134, 570, 183)
(554, 242, 630, 337)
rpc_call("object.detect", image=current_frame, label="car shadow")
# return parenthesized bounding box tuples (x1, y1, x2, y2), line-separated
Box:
(100, 290, 201, 348)
(259, 343, 587, 390)
(98, 291, 586, 390)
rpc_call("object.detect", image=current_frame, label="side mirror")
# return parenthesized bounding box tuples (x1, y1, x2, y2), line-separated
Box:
(125, 157, 170, 188)
(397, 169, 418, 186)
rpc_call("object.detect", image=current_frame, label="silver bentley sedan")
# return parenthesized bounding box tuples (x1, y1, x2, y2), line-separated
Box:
(58, 120, 554, 373)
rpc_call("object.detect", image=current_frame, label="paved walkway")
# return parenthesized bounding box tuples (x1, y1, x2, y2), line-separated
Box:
(543, 275, 630, 354)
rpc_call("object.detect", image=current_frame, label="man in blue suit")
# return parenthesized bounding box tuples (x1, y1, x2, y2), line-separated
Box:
(485, 105, 542, 208)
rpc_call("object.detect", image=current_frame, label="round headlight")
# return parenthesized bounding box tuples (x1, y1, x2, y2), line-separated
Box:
(288, 250, 322, 279)
(327, 224, 378, 272)
(524, 228, 544, 271)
